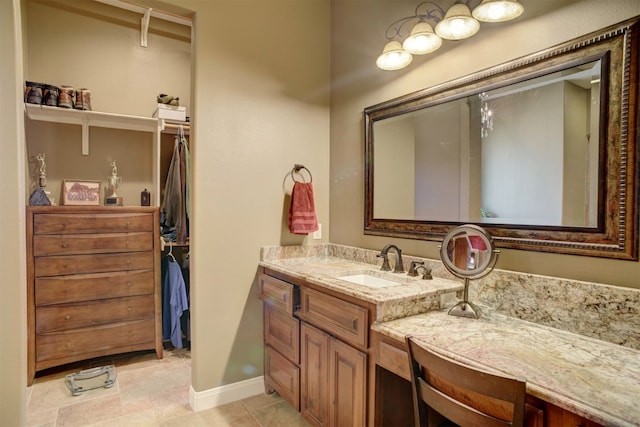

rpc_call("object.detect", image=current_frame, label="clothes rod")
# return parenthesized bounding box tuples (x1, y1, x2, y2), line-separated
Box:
(94, 0, 192, 27)
(162, 122, 190, 130)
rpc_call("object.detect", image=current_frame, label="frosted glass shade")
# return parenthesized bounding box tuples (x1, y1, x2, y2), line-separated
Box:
(376, 41, 413, 70)
(435, 4, 480, 40)
(402, 22, 443, 55)
(472, 0, 524, 22)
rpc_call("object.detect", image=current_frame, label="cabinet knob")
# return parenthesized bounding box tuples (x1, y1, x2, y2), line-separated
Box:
(61, 243, 68, 248)
(127, 281, 132, 287)
(65, 314, 71, 320)
(126, 240, 130, 246)
(65, 341, 72, 348)
(128, 330, 133, 336)
(128, 307, 132, 312)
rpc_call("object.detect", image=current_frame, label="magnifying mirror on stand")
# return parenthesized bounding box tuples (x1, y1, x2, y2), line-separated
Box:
(439, 224, 500, 319)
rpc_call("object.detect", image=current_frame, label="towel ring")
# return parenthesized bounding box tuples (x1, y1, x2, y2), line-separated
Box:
(291, 164, 312, 183)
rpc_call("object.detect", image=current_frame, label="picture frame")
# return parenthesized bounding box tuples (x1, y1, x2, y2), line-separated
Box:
(62, 179, 101, 206)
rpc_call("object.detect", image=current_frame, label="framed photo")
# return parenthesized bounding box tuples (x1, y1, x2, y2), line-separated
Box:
(62, 180, 101, 206)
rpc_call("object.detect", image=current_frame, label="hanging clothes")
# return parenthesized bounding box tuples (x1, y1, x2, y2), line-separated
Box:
(161, 127, 190, 243)
(162, 256, 189, 349)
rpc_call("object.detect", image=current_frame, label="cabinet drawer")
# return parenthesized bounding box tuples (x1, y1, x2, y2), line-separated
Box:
(36, 294, 155, 333)
(265, 345, 300, 411)
(35, 251, 153, 277)
(36, 318, 155, 363)
(264, 303, 300, 364)
(299, 288, 368, 349)
(259, 274, 298, 314)
(33, 212, 153, 234)
(35, 270, 154, 305)
(376, 337, 410, 381)
(33, 232, 153, 256)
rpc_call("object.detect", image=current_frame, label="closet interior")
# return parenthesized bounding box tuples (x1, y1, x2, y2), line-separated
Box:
(23, 0, 193, 384)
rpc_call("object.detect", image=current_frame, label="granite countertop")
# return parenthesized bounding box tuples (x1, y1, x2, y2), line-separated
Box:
(260, 256, 463, 322)
(373, 308, 640, 427)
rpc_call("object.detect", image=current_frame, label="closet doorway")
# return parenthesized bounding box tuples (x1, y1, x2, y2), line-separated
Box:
(24, 0, 194, 394)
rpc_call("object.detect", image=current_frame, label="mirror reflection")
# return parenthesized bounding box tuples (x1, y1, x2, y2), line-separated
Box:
(373, 60, 602, 227)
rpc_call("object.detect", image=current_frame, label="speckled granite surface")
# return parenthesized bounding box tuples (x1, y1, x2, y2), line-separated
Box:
(373, 309, 640, 427)
(259, 246, 462, 322)
(260, 243, 640, 426)
(262, 243, 640, 350)
(471, 272, 640, 350)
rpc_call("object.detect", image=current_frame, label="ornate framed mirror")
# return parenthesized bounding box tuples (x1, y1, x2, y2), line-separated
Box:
(364, 17, 639, 260)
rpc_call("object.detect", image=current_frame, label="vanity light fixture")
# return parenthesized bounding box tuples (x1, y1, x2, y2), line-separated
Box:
(376, 0, 524, 71)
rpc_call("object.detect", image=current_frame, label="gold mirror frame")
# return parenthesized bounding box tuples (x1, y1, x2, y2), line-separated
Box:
(364, 17, 639, 260)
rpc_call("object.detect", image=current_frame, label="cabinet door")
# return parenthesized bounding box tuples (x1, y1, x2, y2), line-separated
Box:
(301, 323, 330, 427)
(265, 345, 300, 411)
(329, 338, 367, 427)
(264, 303, 300, 364)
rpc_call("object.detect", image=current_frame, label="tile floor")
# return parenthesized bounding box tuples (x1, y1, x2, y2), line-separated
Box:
(26, 348, 310, 427)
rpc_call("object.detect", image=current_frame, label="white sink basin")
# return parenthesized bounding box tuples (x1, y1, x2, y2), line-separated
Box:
(337, 274, 401, 288)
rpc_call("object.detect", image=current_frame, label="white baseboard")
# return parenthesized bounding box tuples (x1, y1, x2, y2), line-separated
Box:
(189, 376, 265, 412)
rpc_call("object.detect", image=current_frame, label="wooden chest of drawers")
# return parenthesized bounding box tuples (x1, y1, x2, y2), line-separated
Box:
(26, 206, 163, 385)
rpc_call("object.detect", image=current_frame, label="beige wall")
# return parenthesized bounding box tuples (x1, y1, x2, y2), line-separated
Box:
(0, 0, 27, 424)
(165, 0, 331, 392)
(330, 0, 640, 289)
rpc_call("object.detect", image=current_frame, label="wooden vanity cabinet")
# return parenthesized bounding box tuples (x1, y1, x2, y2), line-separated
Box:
(260, 269, 370, 427)
(26, 206, 163, 385)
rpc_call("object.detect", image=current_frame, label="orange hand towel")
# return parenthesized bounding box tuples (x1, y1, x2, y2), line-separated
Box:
(288, 182, 319, 235)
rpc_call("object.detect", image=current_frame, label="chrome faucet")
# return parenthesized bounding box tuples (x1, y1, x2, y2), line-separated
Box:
(377, 244, 404, 273)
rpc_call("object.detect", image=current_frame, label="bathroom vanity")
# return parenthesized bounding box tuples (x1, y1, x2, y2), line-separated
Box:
(259, 244, 640, 427)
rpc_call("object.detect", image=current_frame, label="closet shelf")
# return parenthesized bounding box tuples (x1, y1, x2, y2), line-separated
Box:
(25, 103, 159, 155)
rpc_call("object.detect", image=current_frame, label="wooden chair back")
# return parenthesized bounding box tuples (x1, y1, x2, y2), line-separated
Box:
(406, 336, 526, 427)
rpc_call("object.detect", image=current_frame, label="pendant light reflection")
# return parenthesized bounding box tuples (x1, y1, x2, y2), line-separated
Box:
(435, 4, 480, 40)
(376, 1, 524, 71)
(376, 40, 413, 71)
(472, 0, 524, 23)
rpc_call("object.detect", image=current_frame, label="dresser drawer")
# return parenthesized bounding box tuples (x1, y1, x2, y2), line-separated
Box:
(36, 318, 155, 363)
(35, 251, 154, 277)
(33, 232, 153, 256)
(36, 294, 155, 333)
(265, 345, 300, 411)
(299, 287, 368, 349)
(259, 274, 299, 314)
(33, 212, 153, 234)
(35, 270, 154, 305)
(265, 303, 300, 364)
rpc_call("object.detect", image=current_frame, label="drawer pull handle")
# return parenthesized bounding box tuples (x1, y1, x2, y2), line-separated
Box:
(352, 319, 358, 329)
(65, 314, 71, 320)
(128, 330, 133, 336)
(127, 281, 132, 287)
(128, 307, 132, 312)
(61, 243, 68, 248)
(126, 240, 130, 246)
(66, 341, 72, 347)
